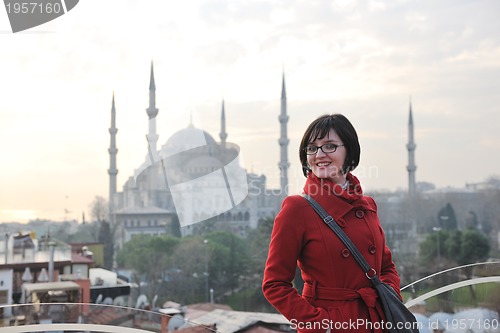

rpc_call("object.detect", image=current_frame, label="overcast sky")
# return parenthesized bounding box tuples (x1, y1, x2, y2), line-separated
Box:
(1, 0, 499, 223)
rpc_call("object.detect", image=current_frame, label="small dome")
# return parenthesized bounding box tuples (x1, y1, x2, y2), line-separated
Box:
(160, 125, 218, 157)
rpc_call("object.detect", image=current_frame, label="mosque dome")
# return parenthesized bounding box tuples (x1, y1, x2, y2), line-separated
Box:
(160, 124, 218, 157)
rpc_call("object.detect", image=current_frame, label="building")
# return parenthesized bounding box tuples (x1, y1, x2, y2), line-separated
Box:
(0, 233, 131, 322)
(0, 233, 93, 317)
(109, 65, 289, 246)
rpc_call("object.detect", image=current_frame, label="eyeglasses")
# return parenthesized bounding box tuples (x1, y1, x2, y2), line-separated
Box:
(304, 143, 344, 155)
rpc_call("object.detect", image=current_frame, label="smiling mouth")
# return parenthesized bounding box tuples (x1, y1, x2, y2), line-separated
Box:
(316, 162, 331, 167)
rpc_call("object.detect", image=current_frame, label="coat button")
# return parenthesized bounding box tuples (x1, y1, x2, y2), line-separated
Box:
(368, 245, 376, 254)
(341, 249, 350, 258)
(355, 210, 364, 219)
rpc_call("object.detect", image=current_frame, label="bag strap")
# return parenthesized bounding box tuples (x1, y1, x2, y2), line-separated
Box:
(302, 194, 382, 285)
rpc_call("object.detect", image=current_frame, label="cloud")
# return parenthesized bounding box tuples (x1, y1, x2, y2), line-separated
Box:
(195, 40, 247, 66)
(1, 0, 500, 222)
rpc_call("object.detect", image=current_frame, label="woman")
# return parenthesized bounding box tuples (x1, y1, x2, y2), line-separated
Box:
(262, 114, 401, 333)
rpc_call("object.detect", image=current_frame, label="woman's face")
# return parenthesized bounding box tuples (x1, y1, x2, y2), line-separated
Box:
(306, 128, 347, 184)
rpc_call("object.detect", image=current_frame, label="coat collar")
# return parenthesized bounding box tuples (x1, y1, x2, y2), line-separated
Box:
(302, 173, 369, 220)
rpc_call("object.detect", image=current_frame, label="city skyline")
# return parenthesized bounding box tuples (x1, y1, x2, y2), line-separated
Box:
(1, 0, 499, 223)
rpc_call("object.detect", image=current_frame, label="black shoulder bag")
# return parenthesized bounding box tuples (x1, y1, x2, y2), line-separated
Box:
(302, 194, 420, 333)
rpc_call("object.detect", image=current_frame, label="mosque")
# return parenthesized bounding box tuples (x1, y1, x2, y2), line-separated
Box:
(105, 63, 436, 255)
(104, 62, 499, 266)
(107, 64, 289, 247)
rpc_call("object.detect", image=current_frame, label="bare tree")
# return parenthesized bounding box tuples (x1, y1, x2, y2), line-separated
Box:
(86, 196, 109, 245)
(89, 196, 108, 222)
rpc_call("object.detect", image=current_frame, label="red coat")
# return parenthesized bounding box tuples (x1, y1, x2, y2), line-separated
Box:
(262, 173, 401, 333)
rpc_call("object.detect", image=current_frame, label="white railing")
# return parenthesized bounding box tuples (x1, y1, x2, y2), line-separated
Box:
(401, 261, 500, 333)
(1, 262, 499, 333)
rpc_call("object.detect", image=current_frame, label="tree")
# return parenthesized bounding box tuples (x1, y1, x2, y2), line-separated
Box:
(170, 214, 182, 238)
(465, 211, 479, 230)
(98, 221, 114, 269)
(419, 230, 450, 267)
(247, 218, 273, 276)
(205, 231, 250, 294)
(89, 196, 108, 223)
(50, 221, 100, 243)
(419, 228, 490, 311)
(444, 230, 461, 261)
(50, 221, 77, 243)
(116, 234, 179, 301)
(457, 229, 490, 266)
(242, 217, 282, 311)
(115, 231, 252, 305)
(419, 229, 490, 267)
(166, 236, 211, 304)
(480, 188, 500, 237)
(437, 203, 457, 230)
(72, 222, 100, 242)
(89, 196, 117, 268)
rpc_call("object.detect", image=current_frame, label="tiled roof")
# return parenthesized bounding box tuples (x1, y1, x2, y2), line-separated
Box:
(185, 309, 289, 333)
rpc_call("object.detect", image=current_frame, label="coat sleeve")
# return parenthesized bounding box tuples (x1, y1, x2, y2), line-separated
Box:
(262, 196, 330, 333)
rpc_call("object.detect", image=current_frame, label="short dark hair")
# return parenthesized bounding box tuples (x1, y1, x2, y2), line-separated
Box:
(299, 114, 361, 177)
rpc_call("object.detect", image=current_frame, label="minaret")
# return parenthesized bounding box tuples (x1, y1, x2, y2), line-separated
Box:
(406, 99, 417, 195)
(146, 62, 159, 158)
(108, 94, 118, 219)
(278, 73, 290, 197)
(219, 99, 227, 148)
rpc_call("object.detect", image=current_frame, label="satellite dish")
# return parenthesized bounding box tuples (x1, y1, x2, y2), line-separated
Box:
(22, 267, 33, 282)
(135, 294, 149, 309)
(113, 296, 127, 307)
(38, 268, 49, 282)
(152, 295, 158, 309)
(103, 297, 113, 305)
(95, 294, 103, 304)
(167, 314, 186, 331)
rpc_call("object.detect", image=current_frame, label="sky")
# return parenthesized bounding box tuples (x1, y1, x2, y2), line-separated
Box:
(1, 0, 499, 224)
